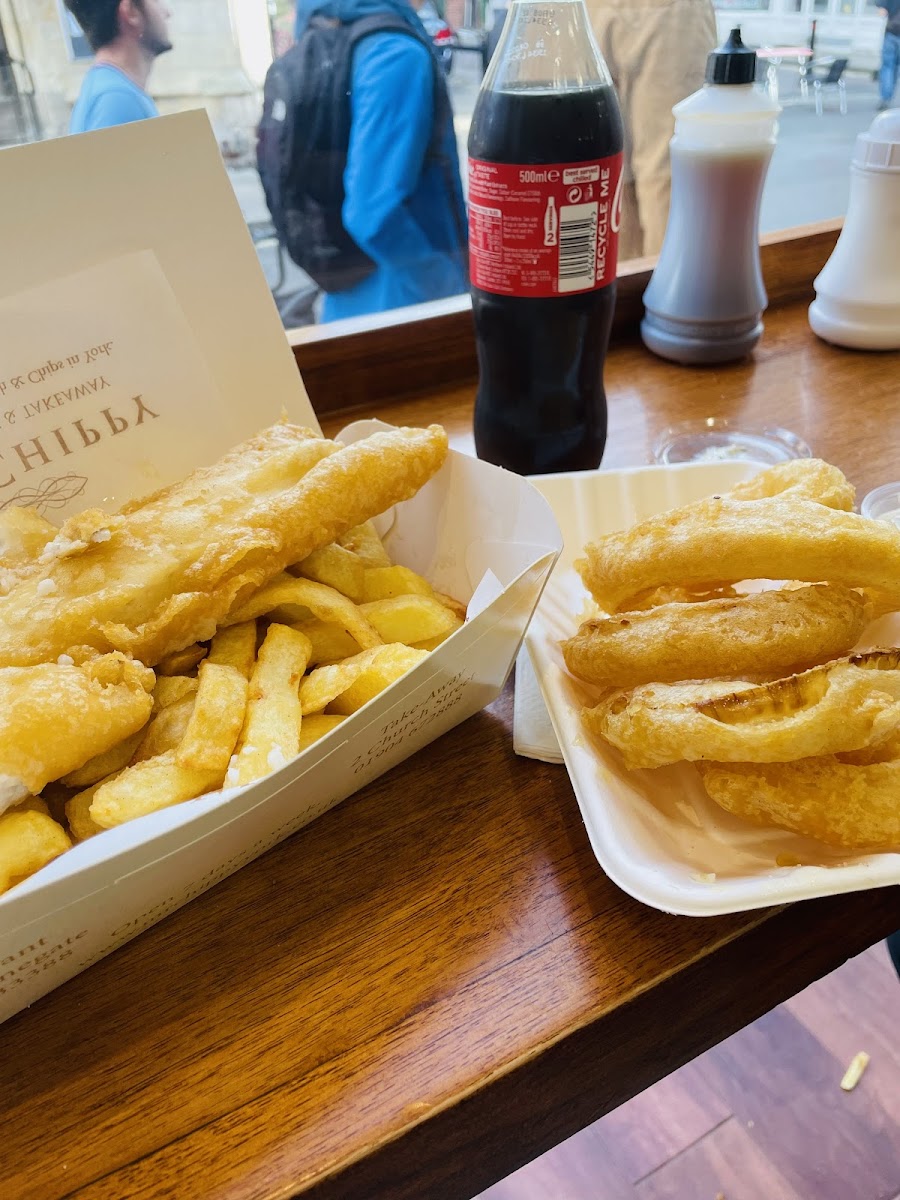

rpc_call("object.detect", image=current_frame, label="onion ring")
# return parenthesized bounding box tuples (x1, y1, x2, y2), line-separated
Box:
(697, 757, 900, 850)
(577, 496, 900, 614)
(584, 650, 900, 769)
(726, 458, 855, 510)
(563, 584, 869, 689)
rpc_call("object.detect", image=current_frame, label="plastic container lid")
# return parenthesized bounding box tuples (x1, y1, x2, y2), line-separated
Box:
(705, 27, 758, 86)
(860, 481, 900, 526)
(853, 109, 900, 173)
(652, 419, 812, 466)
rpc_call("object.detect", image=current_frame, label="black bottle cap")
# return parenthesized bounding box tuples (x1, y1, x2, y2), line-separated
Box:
(705, 27, 757, 85)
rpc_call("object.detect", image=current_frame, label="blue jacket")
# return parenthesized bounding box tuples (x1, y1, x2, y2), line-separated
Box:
(295, 0, 468, 321)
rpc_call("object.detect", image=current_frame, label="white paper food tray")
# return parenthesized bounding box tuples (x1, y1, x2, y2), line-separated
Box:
(525, 461, 900, 917)
(0, 114, 561, 1022)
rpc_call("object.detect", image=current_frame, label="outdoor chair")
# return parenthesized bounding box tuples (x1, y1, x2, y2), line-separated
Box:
(800, 57, 849, 115)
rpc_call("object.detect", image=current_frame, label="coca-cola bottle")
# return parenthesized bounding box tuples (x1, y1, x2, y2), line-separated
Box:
(468, 0, 624, 475)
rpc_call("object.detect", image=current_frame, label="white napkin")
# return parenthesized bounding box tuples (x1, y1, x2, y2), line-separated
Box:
(513, 648, 564, 763)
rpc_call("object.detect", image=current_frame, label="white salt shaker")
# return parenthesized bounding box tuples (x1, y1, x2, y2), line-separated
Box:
(809, 110, 900, 350)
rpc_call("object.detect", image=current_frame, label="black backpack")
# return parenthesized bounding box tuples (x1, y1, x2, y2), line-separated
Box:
(257, 14, 460, 294)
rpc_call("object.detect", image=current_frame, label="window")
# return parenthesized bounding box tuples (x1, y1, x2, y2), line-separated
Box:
(56, 0, 92, 61)
(0, 0, 879, 335)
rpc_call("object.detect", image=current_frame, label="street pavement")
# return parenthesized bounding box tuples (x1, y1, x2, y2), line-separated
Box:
(229, 56, 892, 323)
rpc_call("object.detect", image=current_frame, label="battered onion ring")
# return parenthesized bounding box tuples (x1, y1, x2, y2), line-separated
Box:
(577, 496, 900, 614)
(697, 757, 900, 850)
(584, 650, 900, 769)
(727, 458, 855, 510)
(626, 585, 738, 610)
(563, 584, 869, 689)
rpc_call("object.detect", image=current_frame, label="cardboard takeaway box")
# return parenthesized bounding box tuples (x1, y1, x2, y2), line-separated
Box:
(0, 112, 562, 1023)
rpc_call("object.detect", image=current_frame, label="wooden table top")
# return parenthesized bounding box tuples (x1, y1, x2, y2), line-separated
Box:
(2, 300, 898, 1200)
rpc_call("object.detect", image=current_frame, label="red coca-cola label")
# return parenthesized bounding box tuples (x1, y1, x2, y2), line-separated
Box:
(468, 154, 624, 298)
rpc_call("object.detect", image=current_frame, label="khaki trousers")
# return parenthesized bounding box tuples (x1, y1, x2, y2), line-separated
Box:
(586, 0, 717, 260)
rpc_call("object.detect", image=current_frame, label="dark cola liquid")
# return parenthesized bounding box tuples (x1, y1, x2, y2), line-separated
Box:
(469, 85, 624, 475)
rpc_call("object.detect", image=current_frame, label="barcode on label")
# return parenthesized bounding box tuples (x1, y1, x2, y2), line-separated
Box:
(557, 202, 598, 293)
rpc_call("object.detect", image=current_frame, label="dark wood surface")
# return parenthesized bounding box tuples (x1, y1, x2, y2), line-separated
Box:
(1, 296, 899, 1200)
(479, 944, 900, 1200)
(291, 220, 842, 414)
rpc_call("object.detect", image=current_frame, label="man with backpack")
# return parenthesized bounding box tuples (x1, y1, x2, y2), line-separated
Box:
(257, 0, 467, 322)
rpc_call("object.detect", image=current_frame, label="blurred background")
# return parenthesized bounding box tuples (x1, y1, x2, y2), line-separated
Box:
(0, 0, 893, 325)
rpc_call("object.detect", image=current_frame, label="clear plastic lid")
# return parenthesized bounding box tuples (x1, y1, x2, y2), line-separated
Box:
(860, 481, 900, 526)
(652, 419, 812, 466)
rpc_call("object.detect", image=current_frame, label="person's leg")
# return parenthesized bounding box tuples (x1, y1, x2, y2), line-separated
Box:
(879, 32, 900, 106)
(621, 0, 717, 258)
(588, 9, 644, 258)
(888, 930, 900, 979)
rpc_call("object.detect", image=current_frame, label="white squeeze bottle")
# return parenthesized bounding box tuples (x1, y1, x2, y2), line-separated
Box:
(641, 28, 780, 365)
(809, 110, 900, 350)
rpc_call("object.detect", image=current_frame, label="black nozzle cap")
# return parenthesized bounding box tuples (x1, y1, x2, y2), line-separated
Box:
(705, 26, 757, 85)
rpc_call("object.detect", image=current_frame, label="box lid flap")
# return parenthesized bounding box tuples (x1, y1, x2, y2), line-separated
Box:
(0, 111, 317, 513)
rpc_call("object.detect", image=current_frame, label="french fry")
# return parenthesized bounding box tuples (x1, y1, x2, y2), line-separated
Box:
(328, 646, 430, 715)
(11, 795, 50, 816)
(297, 713, 348, 753)
(296, 544, 366, 602)
(131, 694, 195, 764)
(0, 809, 71, 894)
(840, 1051, 870, 1092)
(66, 780, 109, 842)
(412, 632, 455, 651)
(89, 751, 222, 829)
(152, 674, 199, 713)
(156, 643, 208, 676)
(360, 595, 462, 646)
(61, 728, 146, 788)
(300, 646, 387, 714)
(231, 624, 311, 787)
(433, 590, 467, 622)
(338, 521, 392, 567)
(206, 620, 258, 680)
(301, 644, 429, 715)
(292, 617, 361, 665)
(228, 574, 382, 650)
(361, 564, 435, 602)
(177, 662, 249, 774)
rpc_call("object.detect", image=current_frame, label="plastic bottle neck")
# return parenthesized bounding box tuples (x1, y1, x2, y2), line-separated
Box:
(482, 0, 613, 93)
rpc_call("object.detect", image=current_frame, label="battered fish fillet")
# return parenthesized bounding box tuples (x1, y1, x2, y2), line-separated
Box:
(585, 650, 900, 769)
(0, 506, 58, 581)
(0, 422, 448, 668)
(0, 654, 154, 812)
(578, 495, 900, 613)
(698, 758, 900, 850)
(563, 584, 870, 689)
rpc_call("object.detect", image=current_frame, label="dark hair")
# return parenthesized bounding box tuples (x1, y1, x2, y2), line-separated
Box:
(64, 0, 128, 52)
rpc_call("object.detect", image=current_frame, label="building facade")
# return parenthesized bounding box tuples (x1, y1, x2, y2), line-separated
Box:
(715, 0, 887, 71)
(0, 0, 272, 151)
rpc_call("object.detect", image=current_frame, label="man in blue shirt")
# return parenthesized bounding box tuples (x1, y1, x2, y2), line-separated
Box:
(65, 0, 173, 134)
